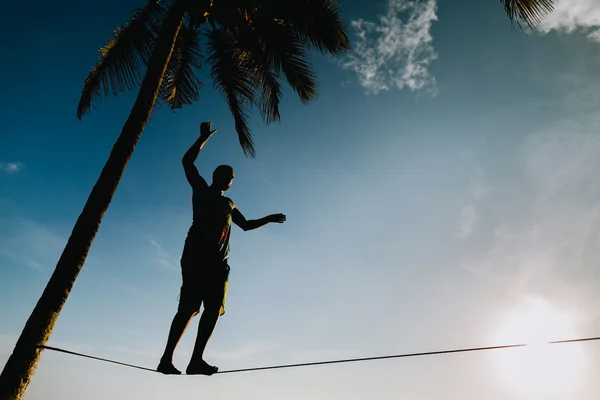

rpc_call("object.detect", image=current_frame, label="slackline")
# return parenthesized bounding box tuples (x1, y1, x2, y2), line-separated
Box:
(36, 336, 600, 375)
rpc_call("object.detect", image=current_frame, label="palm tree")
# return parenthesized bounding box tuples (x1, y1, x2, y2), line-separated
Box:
(0, 0, 556, 399)
(0, 1, 349, 399)
(501, 0, 555, 28)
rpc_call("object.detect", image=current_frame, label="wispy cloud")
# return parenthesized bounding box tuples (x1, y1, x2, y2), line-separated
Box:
(0, 211, 65, 271)
(2, 336, 96, 359)
(46, 339, 95, 354)
(287, 347, 361, 363)
(208, 340, 279, 362)
(539, 0, 600, 42)
(457, 168, 491, 239)
(340, 0, 438, 94)
(0, 333, 17, 357)
(458, 205, 478, 238)
(150, 239, 176, 271)
(108, 345, 158, 359)
(461, 119, 600, 325)
(106, 276, 142, 296)
(0, 162, 23, 173)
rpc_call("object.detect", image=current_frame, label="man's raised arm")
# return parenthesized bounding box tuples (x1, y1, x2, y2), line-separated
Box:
(182, 122, 216, 190)
(232, 208, 286, 232)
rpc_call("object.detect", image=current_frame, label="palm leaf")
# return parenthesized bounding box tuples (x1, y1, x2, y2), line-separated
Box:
(247, 52, 282, 125)
(228, 12, 282, 124)
(209, 1, 320, 105)
(249, 0, 350, 55)
(77, 1, 167, 119)
(159, 23, 204, 110)
(501, 0, 554, 28)
(287, 0, 350, 55)
(184, 0, 213, 29)
(249, 13, 318, 103)
(207, 28, 257, 157)
(278, 45, 317, 103)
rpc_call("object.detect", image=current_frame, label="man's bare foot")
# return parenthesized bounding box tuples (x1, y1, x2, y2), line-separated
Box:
(157, 360, 181, 375)
(186, 360, 218, 375)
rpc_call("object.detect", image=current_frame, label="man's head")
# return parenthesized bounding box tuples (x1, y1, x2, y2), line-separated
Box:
(212, 165, 234, 192)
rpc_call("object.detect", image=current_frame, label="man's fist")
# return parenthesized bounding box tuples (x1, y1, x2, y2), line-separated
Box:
(200, 121, 217, 140)
(269, 213, 286, 223)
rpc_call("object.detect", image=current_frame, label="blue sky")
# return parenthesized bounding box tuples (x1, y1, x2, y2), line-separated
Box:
(2, 0, 600, 398)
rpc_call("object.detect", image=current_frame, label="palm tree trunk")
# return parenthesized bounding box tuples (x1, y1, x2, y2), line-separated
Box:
(0, 5, 186, 400)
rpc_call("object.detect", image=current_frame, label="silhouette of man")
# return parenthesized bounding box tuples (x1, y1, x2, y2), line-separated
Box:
(157, 122, 286, 376)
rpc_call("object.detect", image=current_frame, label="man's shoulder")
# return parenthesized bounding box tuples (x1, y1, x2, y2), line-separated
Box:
(191, 185, 206, 197)
(223, 196, 235, 211)
(224, 196, 236, 208)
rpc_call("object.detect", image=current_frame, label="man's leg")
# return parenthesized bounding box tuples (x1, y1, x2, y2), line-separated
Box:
(158, 308, 197, 374)
(186, 269, 227, 375)
(158, 258, 200, 375)
(186, 304, 221, 375)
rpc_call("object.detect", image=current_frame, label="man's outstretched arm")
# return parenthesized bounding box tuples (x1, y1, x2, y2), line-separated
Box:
(232, 208, 286, 231)
(182, 122, 216, 190)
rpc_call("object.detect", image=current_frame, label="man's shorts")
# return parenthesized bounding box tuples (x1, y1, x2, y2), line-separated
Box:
(178, 252, 230, 316)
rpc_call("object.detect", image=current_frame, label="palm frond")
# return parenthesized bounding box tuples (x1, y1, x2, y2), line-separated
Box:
(229, 15, 282, 124)
(259, 0, 350, 55)
(183, 0, 213, 29)
(247, 52, 282, 125)
(159, 23, 204, 110)
(207, 28, 257, 157)
(258, 66, 282, 125)
(501, 0, 554, 28)
(77, 1, 167, 119)
(247, 13, 318, 103)
(278, 45, 317, 103)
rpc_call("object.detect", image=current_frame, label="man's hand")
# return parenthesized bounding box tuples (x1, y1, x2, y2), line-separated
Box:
(200, 121, 217, 141)
(268, 213, 286, 223)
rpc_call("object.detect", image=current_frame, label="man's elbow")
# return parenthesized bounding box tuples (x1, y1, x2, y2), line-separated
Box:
(240, 221, 254, 232)
(182, 156, 193, 166)
(234, 220, 249, 231)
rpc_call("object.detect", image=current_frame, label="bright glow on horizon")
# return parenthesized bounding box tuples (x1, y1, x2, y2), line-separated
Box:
(492, 298, 585, 394)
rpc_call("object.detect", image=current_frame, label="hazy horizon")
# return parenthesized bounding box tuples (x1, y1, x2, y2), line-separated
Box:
(2, 0, 600, 399)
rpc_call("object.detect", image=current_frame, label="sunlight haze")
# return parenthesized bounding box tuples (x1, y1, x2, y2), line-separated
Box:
(1, 0, 600, 399)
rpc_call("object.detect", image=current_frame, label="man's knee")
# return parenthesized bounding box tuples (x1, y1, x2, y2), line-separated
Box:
(202, 302, 222, 318)
(177, 304, 200, 319)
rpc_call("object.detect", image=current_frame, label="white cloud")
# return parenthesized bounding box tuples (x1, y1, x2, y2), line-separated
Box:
(150, 239, 176, 271)
(539, 0, 600, 42)
(589, 29, 600, 41)
(341, 0, 438, 94)
(0, 162, 23, 173)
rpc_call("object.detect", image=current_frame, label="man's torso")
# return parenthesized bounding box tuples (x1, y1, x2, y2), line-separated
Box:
(184, 185, 235, 263)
